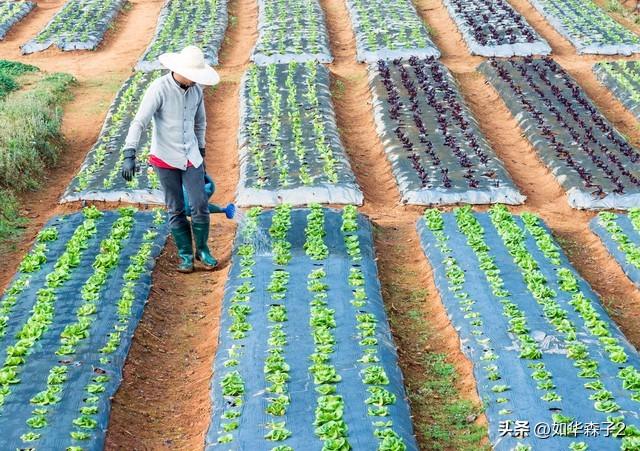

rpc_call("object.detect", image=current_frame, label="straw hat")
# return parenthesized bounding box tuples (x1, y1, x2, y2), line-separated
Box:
(158, 46, 220, 86)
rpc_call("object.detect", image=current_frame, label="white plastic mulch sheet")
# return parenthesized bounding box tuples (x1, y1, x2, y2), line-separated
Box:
(251, 0, 332, 65)
(236, 62, 362, 206)
(368, 57, 525, 205)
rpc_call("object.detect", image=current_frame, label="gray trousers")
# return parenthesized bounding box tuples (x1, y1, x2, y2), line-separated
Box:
(154, 164, 209, 229)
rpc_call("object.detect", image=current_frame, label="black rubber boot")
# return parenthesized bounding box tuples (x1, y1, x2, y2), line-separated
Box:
(171, 224, 194, 273)
(192, 222, 218, 270)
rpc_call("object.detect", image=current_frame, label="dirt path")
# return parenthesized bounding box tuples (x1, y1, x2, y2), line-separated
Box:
(105, 0, 258, 448)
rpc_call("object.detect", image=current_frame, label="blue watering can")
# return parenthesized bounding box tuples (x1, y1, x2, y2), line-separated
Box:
(183, 173, 235, 219)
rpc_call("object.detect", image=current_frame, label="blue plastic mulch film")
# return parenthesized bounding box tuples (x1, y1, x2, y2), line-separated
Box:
(527, 0, 640, 56)
(417, 206, 640, 451)
(442, 0, 551, 57)
(206, 206, 417, 450)
(236, 63, 363, 207)
(0, 207, 168, 449)
(591, 210, 640, 290)
(344, 0, 440, 63)
(367, 57, 525, 206)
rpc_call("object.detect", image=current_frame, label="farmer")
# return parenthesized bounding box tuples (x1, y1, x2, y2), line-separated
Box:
(121, 45, 220, 273)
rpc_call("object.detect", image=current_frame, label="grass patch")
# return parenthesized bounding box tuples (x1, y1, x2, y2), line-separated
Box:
(0, 189, 27, 247)
(0, 60, 38, 99)
(0, 61, 75, 245)
(331, 79, 346, 100)
(414, 354, 487, 450)
(0, 60, 38, 77)
(375, 225, 488, 451)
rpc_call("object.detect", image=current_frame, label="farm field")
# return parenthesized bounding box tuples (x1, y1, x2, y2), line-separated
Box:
(3, 0, 640, 450)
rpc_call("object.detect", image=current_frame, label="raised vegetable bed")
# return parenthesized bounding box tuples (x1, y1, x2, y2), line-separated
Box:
(0, 1, 34, 40)
(344, 0, 440, 62)
(592, 209, 640, 290)
(443, 0, 550, 57)
(594, 61, 640, 121)
(21, 0, 126, 53)
(135, 0, 228, 71)
(62, 71, 164, 204)
(206, 205, 417, 450)
(528, 0, 640, 55)
(237, 62, 363, 206)
(480, 57, 640, 209)
(418, 206, 640, 450)
(0, 206, 168, 449)
(252, 0, 332, 65)
(368, 57, 524, 205)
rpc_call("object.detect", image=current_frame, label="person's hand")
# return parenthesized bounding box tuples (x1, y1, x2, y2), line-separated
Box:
(121, 148, 136, 182)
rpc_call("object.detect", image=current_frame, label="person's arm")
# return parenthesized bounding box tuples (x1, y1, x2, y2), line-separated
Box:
(122, 81, 162, 181)
(124, 81, 163, 151)
(194, 89, 206, 152)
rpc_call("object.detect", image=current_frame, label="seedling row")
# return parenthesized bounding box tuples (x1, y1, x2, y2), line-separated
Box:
(237, 62, 363, 206)
(0, 1, 34, 40)
(252, 0, 332, 65)
(443, 0, 550, 57)
(0, 207, 167, 449)
(62, 70, 163, 205)
(528, 0, 640, 55)
(480, 57, 640, 210)
(368, 57, 524, 205)
(418, 206, 640, 450)
(136, 0, 228, 71)
(344, 0, 440, 62)
(592, 210, 640, 290)
(594, 61, 640, 122)
(206, 205, 416, 450)
(21, 0, 126, 54)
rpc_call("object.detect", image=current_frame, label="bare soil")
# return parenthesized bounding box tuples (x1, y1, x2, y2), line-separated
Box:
(0, 0, 166, 79)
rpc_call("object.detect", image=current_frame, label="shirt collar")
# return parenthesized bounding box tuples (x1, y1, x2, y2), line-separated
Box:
(170, 72, 191, 91)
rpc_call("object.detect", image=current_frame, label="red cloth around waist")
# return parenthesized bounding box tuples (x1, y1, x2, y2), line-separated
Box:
(149, 154, 194, 169)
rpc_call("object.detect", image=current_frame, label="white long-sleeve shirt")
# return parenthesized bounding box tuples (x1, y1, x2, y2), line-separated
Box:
(124, 73, 206, 170)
